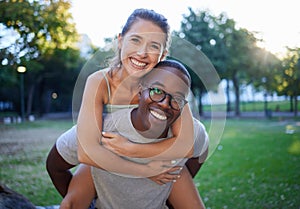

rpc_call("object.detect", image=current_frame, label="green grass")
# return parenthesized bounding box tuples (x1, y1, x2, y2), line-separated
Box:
(0, 119, 74, 206)
(1, 119, 300, 208)
(203, 100, 299, 112)
(196, 119, 300, 209)
(0, 119, 74, 130)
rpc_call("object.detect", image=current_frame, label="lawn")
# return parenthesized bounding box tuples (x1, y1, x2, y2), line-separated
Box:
(0, 118, 299, 208)
(197, 119, 300, 209)
(0, 120, 74, 206)
(203, 100, 299, 112)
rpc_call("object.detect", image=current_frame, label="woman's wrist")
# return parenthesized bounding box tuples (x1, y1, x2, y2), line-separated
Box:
(123, 142, 139, 158)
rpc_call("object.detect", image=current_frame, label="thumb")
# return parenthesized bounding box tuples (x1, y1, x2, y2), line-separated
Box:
(162, 159, 179, 168)
(102, 131, 116, 138)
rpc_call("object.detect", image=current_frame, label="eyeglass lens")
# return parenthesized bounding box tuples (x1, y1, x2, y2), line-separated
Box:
(149, 88, 182, 110)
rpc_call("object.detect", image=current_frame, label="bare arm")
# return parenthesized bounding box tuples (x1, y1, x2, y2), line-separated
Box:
(167, 166, 206, 209)
(46, 144, 74, 197)
(60, 164, 96, 209)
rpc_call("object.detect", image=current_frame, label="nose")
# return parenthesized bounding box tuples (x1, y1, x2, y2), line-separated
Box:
(137, 44, 147, 57)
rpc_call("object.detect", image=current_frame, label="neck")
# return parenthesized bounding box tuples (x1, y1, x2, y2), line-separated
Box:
(116, 67, 141, 91)
(110, 68, 140, 104)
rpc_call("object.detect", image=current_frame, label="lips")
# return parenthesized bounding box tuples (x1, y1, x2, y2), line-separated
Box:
(150, 109, 167, 121)
(130, 58, 147, 68)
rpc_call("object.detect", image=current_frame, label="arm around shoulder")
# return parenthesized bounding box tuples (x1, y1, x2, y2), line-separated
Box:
(76, 71, 106, 165)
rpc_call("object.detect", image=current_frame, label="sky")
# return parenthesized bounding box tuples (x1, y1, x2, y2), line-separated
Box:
(70, 0, 300, 56)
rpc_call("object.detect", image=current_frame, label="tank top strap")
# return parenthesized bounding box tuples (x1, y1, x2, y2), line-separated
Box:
(101, 69, 111, 102)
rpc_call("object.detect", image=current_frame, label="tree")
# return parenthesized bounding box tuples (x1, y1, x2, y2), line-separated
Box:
(30, 47, 84, 114)
(174, 8, 225, 115)
(277, 47, 300, 116)
(250, 48, 282, 115)
(0, 0, 80, 116)
(214, 14, 236, 112)
(0, 0, 78, 64)
(218, 20, 261, 116)
(177, 8, 261, 116)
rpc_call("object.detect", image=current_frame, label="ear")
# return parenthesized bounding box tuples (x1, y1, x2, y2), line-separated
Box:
(159, 50, 168, 61)
(138, 84, 143, 97)
(117, 33, 123, 50)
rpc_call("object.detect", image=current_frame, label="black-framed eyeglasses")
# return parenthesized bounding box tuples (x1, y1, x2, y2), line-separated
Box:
(144, 87, 188, 110)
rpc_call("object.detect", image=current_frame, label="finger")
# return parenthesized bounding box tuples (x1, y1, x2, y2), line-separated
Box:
(101, 137, 110, 142)
(101, 138, 113, 150)
(161, 174, 181, 182)
(155, 180, 164, 185)
(101, 137, 109, 145)
(159, 180, 166, 185)
(166, 166, 183, 173)
(148, 177, 164, 185)
(161, 160, 180, 168)
(102, 131, 116, 138)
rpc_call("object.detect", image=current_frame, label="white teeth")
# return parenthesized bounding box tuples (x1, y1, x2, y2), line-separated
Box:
(131, 58, 146, 67)
(150, 110, 167, 120)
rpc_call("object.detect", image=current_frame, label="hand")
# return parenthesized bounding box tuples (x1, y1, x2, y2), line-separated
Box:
(102, 132, 135, 157)
(144, 160, 181, 177)
(148, 166, 182, 185)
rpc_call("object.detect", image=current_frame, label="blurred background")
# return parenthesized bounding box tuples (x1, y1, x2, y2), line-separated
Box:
(1, 0, 299, 121)
(0, 1, 299, 208)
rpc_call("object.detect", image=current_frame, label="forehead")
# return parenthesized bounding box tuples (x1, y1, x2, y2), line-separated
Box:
(148, 66, 189, 83)
(143, 67, 190, 95)
(124, 19, 166, 41)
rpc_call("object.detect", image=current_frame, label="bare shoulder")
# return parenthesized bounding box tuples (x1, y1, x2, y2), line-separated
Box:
(88, 67, 110, 81)
(84, 68, 111, 104)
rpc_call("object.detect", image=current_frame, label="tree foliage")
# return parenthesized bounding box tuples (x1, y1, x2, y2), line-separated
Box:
(0, 0, 82, 115)
(176, 7, 282, 116)
(0, 0, 77, 64)
(174, 8, 226, 114)
(276, 47, 300, 115)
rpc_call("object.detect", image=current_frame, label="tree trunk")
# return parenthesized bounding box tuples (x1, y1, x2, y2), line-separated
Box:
(264, 92, 268, 117)
(294, 95, 298, 117)
(26, 75, 44, 116)
(226, 79, 231, 112)
(232, 74, 240, 116)
(290, 96, 294, 112)
(26, 83, 35, 116)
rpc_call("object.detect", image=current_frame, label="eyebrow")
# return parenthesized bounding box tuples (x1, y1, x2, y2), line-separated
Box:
(130, 34, 162, 46)
(150, 81, 185, 98)
(130, 34, 142, 39)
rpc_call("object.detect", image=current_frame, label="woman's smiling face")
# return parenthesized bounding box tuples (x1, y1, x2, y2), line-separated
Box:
(118, 18, 167, 78)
